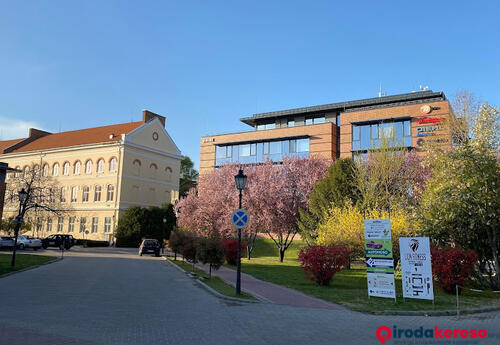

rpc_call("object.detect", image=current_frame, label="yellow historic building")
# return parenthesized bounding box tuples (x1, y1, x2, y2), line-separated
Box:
(0, 110, 181, 241)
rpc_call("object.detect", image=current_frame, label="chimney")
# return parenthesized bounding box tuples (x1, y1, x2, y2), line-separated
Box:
(29, 128, 51, 139)
(142, 110, 166, 128)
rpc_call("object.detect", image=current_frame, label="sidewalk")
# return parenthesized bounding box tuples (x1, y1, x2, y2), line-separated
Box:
(194, 261, 346, 310)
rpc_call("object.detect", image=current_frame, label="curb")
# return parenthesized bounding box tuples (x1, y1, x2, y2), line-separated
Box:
(0, 256, 62, 279)
(375, 305, 500, 316)
(164, 257, 261, 304)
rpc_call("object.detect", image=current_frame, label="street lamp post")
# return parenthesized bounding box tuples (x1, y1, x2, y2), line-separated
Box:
(234, 169, 247, 295)
(11, 188, 28, 267)
(162, 217, 167, 254)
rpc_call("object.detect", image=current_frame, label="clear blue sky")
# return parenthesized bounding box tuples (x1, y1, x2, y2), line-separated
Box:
(1, 1, 499, 168)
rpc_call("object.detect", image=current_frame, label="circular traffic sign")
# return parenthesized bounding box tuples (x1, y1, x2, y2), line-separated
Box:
(231, 209, 250, 229)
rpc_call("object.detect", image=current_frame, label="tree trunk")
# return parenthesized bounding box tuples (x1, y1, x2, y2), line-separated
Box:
(209, 264, 212, 279)
(174, 251, 177, 261)
(247, 233, 257, 260)
(279, 249, 285, 263)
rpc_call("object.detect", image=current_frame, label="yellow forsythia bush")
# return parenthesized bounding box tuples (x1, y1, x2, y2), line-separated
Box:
(317, 202, 416, 262)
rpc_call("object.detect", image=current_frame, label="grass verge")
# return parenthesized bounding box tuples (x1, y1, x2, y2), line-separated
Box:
(238, 239, 500, 313)
(168, 257, 256, 300)
(0, 253, 56, 276)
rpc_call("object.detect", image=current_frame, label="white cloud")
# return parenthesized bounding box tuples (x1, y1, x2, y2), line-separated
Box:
(0, 116, 44, 140)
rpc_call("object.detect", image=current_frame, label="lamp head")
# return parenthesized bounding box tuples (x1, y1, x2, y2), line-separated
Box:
(18, 188, 28, 203)
(234, 169, 247, 191)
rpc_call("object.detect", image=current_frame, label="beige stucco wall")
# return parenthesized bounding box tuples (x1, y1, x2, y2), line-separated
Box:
(0, 119, 182, 241)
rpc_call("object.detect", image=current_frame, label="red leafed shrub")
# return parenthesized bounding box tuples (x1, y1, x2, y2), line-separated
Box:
(431, 247, 478, 294)
(222, 240, 247, 265)
(299, 245, 350, 286)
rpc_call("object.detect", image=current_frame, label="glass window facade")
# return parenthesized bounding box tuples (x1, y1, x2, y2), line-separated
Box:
(215, 138, 310, 166)
(352, 120, 412, 151)
(256, 123, 276, 130)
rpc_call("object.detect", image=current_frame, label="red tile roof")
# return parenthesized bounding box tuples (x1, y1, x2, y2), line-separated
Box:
(0, 138, 26, 153)
(1, 121, 144, 154)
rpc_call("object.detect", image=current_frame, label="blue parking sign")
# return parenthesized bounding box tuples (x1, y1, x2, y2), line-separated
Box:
(231, 209, 249, 228)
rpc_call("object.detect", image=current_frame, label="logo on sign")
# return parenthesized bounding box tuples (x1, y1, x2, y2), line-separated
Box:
(410, 239, 419, 252)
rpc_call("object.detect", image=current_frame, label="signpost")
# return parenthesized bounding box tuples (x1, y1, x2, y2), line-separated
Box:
(364, 219, 396, 300)
(399, 237, 434, 301)
(231, 208, 249, 295)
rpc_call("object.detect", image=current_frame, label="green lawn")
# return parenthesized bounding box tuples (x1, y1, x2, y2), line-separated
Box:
(168, 257, 256, 300)
(248, 238, 306, 260)
(0, 253, 56, 276)
(238, 238, 500, 313)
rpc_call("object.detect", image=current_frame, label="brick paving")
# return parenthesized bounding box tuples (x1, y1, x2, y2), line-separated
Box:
(0, 247, 499, 345)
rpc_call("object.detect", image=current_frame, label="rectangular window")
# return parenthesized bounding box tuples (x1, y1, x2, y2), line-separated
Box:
(68, 217, 75, 233)
(80, 218, 87, 233)
(314, 116, 325, 124)
(265, 123, 275, 130)
(60, 187, 66, 203)
(288, 120, 294, 127)
(352, 125, 359, 141)
(289, 140, 297, 153)
(305, 118, 313, 125)
(257, 124, 265, 130)
(46, 218, 52, 233)
(239, 144, 251, 157)
(297, 138, 309, 152)
(94, 186, 101, 201)
(104, 217, 111, 233)
(404, 120, 411, 136)
(36, 217, 42, 233)
(371, 124, 379, 139)
(269, 141, 281, 154)
(71, 186, 78, 202)
(263, 142, 269, 155)
(57, 217, 64, 233)
(92, 217, 98, 233)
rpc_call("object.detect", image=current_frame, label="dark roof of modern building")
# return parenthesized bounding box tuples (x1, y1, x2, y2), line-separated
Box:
(240, 90, 446, 126)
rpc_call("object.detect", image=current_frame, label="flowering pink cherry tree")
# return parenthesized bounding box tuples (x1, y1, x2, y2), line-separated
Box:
(251, 157, 329, 262)
(176, 157, 329, 262)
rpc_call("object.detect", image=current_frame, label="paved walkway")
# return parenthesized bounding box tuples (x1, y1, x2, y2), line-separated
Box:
(181, 256, 346, 310)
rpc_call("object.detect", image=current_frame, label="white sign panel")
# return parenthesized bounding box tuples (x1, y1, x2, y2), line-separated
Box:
(364, 219, 396, 299)
(399, 237, 434, 300)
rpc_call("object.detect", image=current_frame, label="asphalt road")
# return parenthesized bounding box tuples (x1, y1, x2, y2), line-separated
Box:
(1, 247, 499, 345)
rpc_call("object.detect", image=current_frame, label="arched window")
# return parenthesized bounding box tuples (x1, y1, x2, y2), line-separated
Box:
(165, 167, 173, 182)
(42, 164, 49, 177)
(150, 163, 158, 179)
(132, 159, 141, 176)
(109, 157, 117, 172)
(94, 185, 102, 201)
(53, 163, 59, 176)
(63, 162, 70, 176)
(106, 185, 114, 201)
(85, 160, 92, 174)
(82, 186, 89, 202)
(74, 161, 81, 175)
(33, 165, 40, 175)
(97, 159, 105, 173)
(23, 166, 29, 178)
(14, 166, 20, 178)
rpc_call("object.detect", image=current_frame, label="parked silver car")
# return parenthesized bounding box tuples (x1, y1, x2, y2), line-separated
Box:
(16, 235, 42, 250)
(0, 236, 16, 249)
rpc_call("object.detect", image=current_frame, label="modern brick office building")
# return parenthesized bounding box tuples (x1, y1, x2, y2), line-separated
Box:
(200, 90, 451, 173)
(0, 110, 182, 240)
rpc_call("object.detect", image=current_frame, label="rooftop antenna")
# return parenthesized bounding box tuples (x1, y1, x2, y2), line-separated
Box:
(419, 85, 429, 91)
(378, 84, 382, 98)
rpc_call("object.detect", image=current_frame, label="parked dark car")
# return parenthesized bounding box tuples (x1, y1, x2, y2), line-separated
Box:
(139, 239, 160, 257)
(42, 234, 76, 249)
